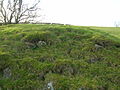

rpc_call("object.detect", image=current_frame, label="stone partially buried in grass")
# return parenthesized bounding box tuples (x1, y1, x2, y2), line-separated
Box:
(3, 67, 11, 78)
(91, 34, 120, 48)
(22, 32, 57, 48)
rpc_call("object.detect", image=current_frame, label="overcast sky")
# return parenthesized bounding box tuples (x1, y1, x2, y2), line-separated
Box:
(38, 0, 120, 27)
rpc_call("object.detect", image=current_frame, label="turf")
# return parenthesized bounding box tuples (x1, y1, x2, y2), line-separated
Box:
(0, 24, 120, 90)
(91, 26, 120, 39)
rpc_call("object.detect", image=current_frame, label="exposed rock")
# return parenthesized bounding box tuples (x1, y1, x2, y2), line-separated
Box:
(95, 44, 103, 48)
(94, 40, 113, 48)
(25, 41, 47, 49)
(3, 67, 11, 78)
(47, 82, 54, 90)
(95, 42, 106, 47)
(37, 41, 47, 47)
(88, 57, 103, 63)
(90, 44, 103, 52)
(79, 88, 84, 90)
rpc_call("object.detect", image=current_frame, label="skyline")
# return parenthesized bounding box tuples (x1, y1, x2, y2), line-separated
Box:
(39, 0, 120, 27)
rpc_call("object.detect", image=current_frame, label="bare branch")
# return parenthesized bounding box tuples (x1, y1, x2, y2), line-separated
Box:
(0, 0, 41, 24)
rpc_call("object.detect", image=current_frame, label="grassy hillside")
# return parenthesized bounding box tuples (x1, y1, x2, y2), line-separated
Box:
(0, 24, 120, 90)
(91, 26, 120, 39)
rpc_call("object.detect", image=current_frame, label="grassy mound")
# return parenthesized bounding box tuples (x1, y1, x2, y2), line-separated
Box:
(0, 24, 120, 89)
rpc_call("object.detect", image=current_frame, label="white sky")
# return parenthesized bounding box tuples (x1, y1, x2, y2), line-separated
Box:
(39, 0, 120, 27)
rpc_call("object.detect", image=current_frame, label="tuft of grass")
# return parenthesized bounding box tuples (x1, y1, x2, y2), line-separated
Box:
(0, 51, 10, 69)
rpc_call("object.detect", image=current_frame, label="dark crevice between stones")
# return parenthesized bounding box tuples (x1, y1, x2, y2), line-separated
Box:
(38, 72, 46, 81)
(114, 44, 120, 48)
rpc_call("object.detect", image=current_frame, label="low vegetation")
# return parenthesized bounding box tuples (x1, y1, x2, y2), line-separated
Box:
(0, 24, 120, 89)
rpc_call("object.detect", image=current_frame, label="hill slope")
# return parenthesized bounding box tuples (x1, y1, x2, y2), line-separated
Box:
(91, 26, 120, 39)
(0, 24, 120, 90)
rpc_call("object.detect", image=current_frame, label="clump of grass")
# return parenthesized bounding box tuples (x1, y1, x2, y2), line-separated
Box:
(0, 51, 10, 69)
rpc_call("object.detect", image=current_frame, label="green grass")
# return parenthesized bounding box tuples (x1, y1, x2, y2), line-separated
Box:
(90, 26, 120, 39)
(0, 24, 120, 90)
